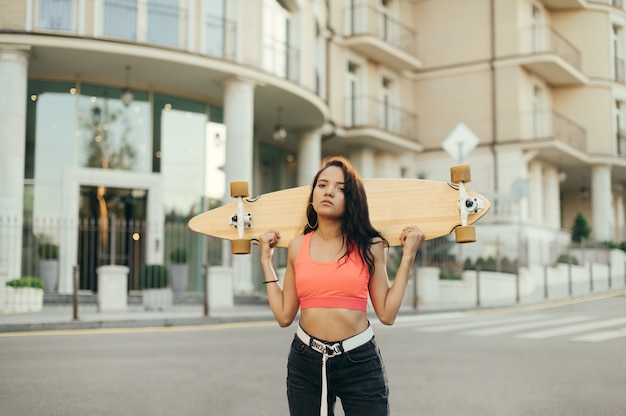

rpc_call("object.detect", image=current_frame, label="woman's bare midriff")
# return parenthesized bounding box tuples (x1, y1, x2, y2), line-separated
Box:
(300, 308, 370, 342)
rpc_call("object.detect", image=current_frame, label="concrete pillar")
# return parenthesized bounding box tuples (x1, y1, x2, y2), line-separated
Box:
(223, 77, 256, 294)
(543, 165, 561, 229)
(376, 153, 400, 178)
(613, 184, 624, 242)
(297, 129, 322, 186)
(528, 160, 543, 224)
(0, 45, 30, 281)
(591, 164, 612, 241)
(347, 147, 376, 178)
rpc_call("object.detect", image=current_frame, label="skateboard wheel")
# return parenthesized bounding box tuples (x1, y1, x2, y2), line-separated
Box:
(450, 165, 471, 184)
(231, 239, 251, 254)
(230, 181, 249, 198)
(455, 226, 476, 243)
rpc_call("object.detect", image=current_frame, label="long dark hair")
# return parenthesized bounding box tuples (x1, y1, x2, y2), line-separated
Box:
(304, 156, 388, 275)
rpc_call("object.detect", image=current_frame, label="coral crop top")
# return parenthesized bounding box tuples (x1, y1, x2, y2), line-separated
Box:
(294, 232, 370, 311)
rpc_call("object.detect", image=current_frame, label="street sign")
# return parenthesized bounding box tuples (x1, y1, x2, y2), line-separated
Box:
(442, 122, 479, 164)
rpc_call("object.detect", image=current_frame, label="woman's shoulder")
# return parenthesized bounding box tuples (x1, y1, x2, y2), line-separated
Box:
(370, 235, 386, 245)
(288, 234, 306, 256)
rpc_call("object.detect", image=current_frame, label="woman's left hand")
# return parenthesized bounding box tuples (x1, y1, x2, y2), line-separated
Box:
(400, 225, 424, 257)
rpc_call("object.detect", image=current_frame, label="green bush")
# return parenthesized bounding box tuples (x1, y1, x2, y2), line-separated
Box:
(557, 253, 578, 265)
(7, 276, 44, 290)
(464, 256, 517, 273)
(138, 265, 171, 289)
(169, 247, 187, 263)
(571, 212, 591, 243)
(38, 242, 59, 260)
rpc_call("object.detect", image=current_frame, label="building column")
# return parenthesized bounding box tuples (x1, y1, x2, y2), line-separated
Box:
(528, 160, 543, 224)
(223, 77, 256, 294)
(376, 153, 400, 178)
(0, 45, 30, 281)
(613, 184, 624, 242)
(591, 164, 612, 241)
(543, 165, 561, 229)
(297, 129, 322, 186)
(347, 147, 376, 178)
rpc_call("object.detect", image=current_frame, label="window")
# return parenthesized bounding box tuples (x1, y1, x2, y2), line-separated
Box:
(147, 0, 180, 47)
(616, 101, 626, 156)
(37, 0, 74, 31)
(530, 3, 544, 53)
(100, 0, 186, 48)
(532, 85, 547, 138)
(103, 0, 138, 40)
(203, 0, 227, 57)
(346, 62, 360, 126)
(381, 77, 392, 130)
(262, 0, 297, 81)
(613, 26, 624, 82)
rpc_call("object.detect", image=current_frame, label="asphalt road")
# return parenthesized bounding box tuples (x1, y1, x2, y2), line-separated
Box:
(1, 295, 624, 416)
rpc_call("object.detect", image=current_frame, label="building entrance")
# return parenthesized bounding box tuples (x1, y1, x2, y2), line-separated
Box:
(78, 186, 147, 292)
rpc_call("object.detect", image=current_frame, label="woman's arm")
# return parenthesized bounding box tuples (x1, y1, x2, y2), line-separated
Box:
(368, 226, 424, 325)
(259, 231, 300, 327)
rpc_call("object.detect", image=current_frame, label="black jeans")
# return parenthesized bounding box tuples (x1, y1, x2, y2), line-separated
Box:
(286, 334, 389, 416)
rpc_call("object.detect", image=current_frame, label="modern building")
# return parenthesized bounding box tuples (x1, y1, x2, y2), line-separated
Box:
(0, 0, 624, 300)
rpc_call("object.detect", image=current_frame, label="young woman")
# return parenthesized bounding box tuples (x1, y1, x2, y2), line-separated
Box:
(259, 156, 424, 416)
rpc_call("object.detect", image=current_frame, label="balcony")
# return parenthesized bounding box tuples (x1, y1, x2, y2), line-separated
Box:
(342, 4, 422, 72)
(518, 25, 586, 86)
(338, 95, 421, 152)
(541, 0, 586, 9)
(513, 109, 587, 165)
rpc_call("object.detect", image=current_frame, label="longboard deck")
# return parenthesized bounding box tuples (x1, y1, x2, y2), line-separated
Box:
(189, 178, 490, 248)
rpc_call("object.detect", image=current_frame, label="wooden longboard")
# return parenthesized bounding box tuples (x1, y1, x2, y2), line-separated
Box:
(188, 177, 491, 250)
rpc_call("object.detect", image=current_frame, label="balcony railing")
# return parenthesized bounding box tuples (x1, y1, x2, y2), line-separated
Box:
(521, 24, 582, 71)
(344, 95, 418, 142)
(516, 109, 586, 152)
(343, 4, 417, 56)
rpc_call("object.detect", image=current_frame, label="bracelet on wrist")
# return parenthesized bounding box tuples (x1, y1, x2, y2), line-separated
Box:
(263, 279, 279, 284)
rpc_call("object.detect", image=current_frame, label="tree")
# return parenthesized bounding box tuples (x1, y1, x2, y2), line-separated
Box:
(571, 212, 591, 243)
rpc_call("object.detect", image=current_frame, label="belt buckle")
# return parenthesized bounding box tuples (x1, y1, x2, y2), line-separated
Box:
(310, 338, 343, 357)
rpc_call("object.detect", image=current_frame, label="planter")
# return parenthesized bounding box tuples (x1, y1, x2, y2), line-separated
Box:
(39, 259, 59, 294)
(143, 287, 173, 311)
(5, 287, 44, 314)
(170, 263, 188, 293)
(97, 265, 129, 312)
(207, 266, 234, 309)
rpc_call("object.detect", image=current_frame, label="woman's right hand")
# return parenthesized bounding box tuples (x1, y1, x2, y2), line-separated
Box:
(258, 230, 280, 263)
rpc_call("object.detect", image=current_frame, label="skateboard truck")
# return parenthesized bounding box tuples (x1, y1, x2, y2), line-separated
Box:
(229, 181, 253, 254)
(450, 165, 484, 243)
(230, 213, 252, 230)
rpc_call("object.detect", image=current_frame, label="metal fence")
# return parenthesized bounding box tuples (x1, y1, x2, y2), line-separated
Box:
(0, 216, 221, 295)
(1, 215, 622, 311)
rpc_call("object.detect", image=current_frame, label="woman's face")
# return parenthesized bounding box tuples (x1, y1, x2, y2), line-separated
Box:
(312, 165, 346, 220)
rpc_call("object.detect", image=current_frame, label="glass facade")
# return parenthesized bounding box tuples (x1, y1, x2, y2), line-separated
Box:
(23, 80, 225, 291)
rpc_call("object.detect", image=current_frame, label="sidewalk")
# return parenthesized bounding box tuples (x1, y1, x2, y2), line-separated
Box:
(2, 287, 625, 333)
(0, 303, 280, 333)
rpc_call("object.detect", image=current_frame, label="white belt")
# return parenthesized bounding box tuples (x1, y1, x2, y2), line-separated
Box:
(296, 324, 374, 416)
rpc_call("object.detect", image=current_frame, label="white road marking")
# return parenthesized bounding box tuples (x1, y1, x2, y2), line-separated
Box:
(415, 314, 547, 332)
(463, 316, 594, 336)
(570, 328, 626, 342)
(516, 317, 626, 340)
